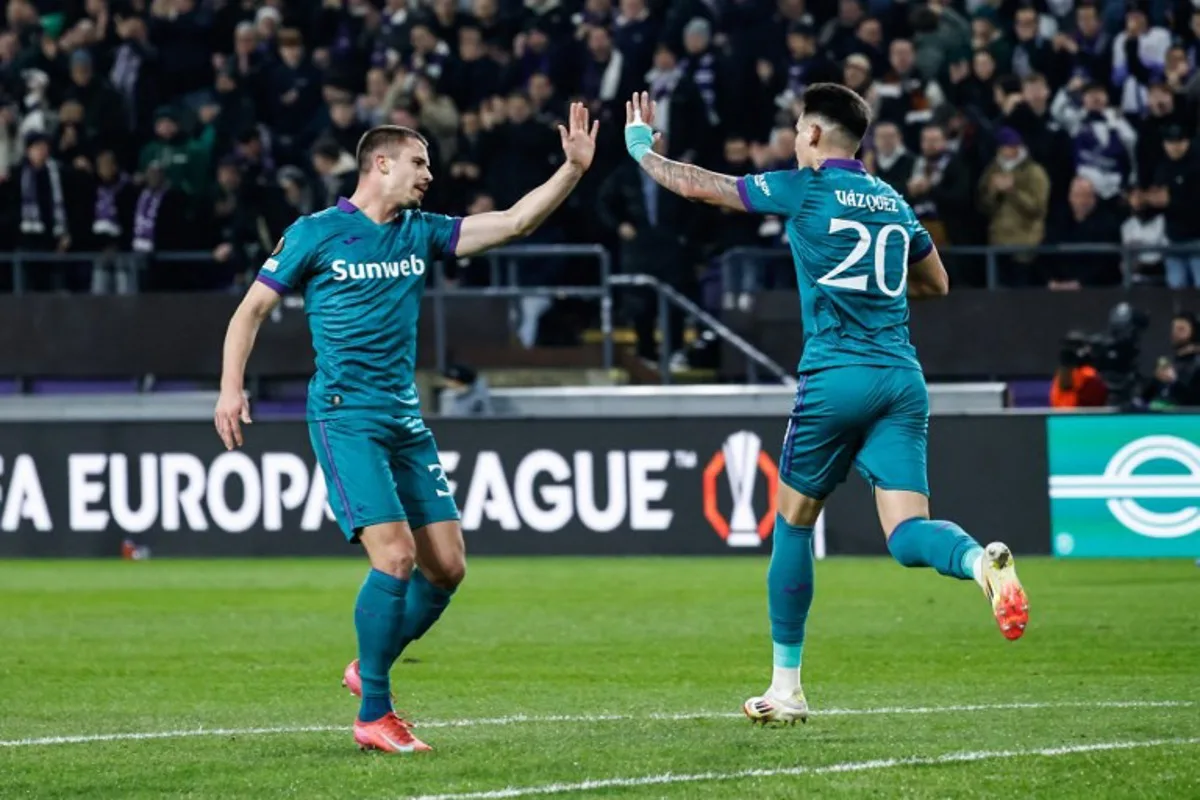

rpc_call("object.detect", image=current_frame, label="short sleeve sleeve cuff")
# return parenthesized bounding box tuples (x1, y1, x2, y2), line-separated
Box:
(256, 273, 290, 294)
(736, 177, 754, 212)
(445, 217, 463, 257)
(908, 239, 934, 264)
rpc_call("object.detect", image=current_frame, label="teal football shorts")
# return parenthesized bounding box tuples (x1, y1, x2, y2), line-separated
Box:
(779, 365, 930, 500)
(309, 415, 460, 540)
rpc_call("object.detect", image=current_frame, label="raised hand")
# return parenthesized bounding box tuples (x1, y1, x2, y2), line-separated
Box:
(624, 91, 662, 162)
(558, 101, 599, 171)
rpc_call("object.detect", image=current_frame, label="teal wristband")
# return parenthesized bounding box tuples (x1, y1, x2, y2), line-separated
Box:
(625, 122, 654, 162)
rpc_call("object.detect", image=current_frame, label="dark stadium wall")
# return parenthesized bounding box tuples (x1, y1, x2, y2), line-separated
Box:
(0, 416, 1049, 558)
(724, 287, 1200, 379)
(0, 288, 1196, 379)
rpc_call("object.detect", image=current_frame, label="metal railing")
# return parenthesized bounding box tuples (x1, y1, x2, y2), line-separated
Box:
(608, 274, 792, 385)
(431, 244, 614, 374)
(720, 242, 1200, 293)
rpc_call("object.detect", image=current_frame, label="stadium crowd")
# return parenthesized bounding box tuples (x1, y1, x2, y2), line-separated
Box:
(2, 0, 1200, 324)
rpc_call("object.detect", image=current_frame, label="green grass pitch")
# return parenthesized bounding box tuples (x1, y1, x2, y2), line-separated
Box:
(2, 557, 1198, 798)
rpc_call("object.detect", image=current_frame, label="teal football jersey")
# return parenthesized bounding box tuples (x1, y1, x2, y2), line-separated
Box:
(736, 159, 932, 373)
(256, 197, 460, 420)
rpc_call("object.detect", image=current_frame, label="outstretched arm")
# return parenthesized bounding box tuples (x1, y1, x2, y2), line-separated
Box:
(453, 102, 598, 257)
(624, 92, 747, 212)
(637, 151, 746, 210)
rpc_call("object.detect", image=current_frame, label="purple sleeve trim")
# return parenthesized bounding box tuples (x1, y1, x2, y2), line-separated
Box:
(446, 217, 463, 256)
(256, 273, 290, 294)
(909, 240, 935, 264)
(735, 177, 754, 212)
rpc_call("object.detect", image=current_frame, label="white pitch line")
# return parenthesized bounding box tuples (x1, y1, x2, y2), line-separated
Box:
(0, 700, 1192, 749)
(408, 737, 1200, 800)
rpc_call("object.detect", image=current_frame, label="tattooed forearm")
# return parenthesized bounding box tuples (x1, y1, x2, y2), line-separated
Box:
(639, 153, 746, 211)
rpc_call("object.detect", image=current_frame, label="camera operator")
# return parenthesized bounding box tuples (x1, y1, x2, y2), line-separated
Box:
(1050, 334, 1109, 409)
(1143, 312, 1200, 409)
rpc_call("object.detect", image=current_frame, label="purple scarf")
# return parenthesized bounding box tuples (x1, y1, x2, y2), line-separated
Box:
(131, 187, 165, 253)
(20, 158, 66, 238)
(93, 175, 129, 238)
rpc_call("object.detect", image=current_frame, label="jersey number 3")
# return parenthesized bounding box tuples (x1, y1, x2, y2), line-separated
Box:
(818, 218, 910, 297)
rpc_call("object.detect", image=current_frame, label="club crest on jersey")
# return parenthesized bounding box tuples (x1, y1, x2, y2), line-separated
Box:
(331, 256, 426, 281)
(835, 190, 899, 213)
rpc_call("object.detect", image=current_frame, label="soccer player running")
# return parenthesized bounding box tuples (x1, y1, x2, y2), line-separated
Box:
(623, 86, 1029, 725)
(214, 103, 599, 753)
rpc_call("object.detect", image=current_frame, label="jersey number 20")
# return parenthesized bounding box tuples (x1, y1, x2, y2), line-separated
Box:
(818, 218, 910, 297)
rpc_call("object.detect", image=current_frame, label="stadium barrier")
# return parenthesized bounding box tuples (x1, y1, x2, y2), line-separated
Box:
(3, 413, 1196, 560)
(0, 413, 1044, 559)
(0, 282, 1191, 381)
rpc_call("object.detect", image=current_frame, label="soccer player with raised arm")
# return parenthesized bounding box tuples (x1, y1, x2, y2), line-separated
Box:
(623, 85, 1029, 725)
(214, 103, 599, 753)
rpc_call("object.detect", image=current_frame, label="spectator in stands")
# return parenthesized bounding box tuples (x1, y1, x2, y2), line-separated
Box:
(596, 133, 691, 364)
(1055, 81, 1136, 203)
(211, 68, 257, 158)
(875, 37, 944, 150)
(907, 124, 972, 257)
(679, 17, 730, 155)
(322, 95, 368, 159)
(265, 28, 323, 165)
(64, 49, 124, 151)
(444, 24, 501, 112)
(1112, 2, 1170, 117)
(1136, 81, 1190, 188)
(1122, 186, 1168, 284)
(867, 120, 914, 193)
(138, 105, 216, 203)
(1048, 176, 1121, 289)
(1011, 6, 1054, 82)
(579, 21, 635, 125)
(1051, 2, 1109, 90)
(978, 127, 1051, 286)
(109, 12, 159, 145)
(612, 0, 657, 81)
(841, 53, 877, 117)
(88, 147, 135, 294)
(210, 155, 261, 290)
(412, 77, 460, 164)
(133, 161, 189, 288)
(1143, 312, 1200, 409)
(945, 47, 1000, 120)
(1146, 124, 1200, 288)
(148, 0, 214, 104)
(1002, 73, 1074, 224)
(14, 130, 71, 290)
(310, 137, 356, 208)
(910, 0, 970, 82)
(819, 0, 867, 64)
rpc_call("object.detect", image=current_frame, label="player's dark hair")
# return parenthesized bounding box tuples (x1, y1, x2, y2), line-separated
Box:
(355, 125, 429, 173)
(799, 83, 871, 149)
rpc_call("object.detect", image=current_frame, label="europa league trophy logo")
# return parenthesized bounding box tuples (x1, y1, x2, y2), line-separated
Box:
(723, 431, 764, 548)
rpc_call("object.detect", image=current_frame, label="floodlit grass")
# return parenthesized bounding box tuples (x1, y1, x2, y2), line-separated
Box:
(2, 557, 1198, 798)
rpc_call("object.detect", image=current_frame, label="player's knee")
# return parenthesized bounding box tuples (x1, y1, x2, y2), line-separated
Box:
(361, 523, 417, 578)
(777, 481, 822, 528)
(437, 558, 467, 590)
(371, 546, 415, 579)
